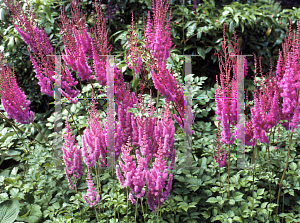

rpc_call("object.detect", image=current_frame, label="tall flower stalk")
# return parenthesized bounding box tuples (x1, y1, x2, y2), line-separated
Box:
(0, 53, 34, 125)
(215, 18, 300, 222)
(215, 22, 246, 199)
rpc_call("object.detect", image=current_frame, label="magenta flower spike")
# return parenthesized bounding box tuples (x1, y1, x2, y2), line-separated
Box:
(82, 167, 100, 208)
(146, 136, 173, 212)
(215, 23, 248, 146)
(277, 50, 300, 132)
(89, 0, 112, 85)
(213, 124, 227, 167)
(116, 136, 137, 190)
(62, 116, 83, 189)
(125, 12, 142, 75)
(0, 54, 34, 125)
(2, 0, 80, 102)
(82, 90, 107, 168)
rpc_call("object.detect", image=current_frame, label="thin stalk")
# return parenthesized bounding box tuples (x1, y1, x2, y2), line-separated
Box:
(282, 190, 284, 223)
(74, 180, 82, 220)
(266, 128, 273, 220)
(157, 195, 159, 223)
(218, 165, 224, 213)
(127, 188, 129, 223)
(30, 119, 54, 150)
(0, 112, 21, 139)
(172, 101, 184, 129)
(94, 160, 101, 219)
(275, 128, 294, 220)
(141, 197, 145, 223)
(0, 111, 48, 148)
(94, 206, 99, 222)
(251, 140, 257, 223)
(218, 166, 222, 192)
(113, 175, 116, 222)
(88, 79, 106, 113)
(135, 201, 137, 223)
(227, 121, 231, 199)
(61, 102, 79, 134)
(276, 90, 299, 220)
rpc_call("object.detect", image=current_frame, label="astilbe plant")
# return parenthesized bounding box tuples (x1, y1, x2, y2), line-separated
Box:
(0, 53, 34, 125)
(3, 0, 79, 102)
(82, 91, 107, 168)
(125, 12, 142, 77)
(116, 90, 175, 212)
(62, 115, 83, 190)
(214, 22, 247, 199)
(215, 18, 300, 221)
(124, 0, 193, 134)
(1, 0, 192, 215)
(82, 167, 101, 208)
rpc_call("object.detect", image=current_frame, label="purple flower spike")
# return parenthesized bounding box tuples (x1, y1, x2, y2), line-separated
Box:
(0, 54, 34, 125)
(62, 116, 83, 189)
(82, 167, 100, 208)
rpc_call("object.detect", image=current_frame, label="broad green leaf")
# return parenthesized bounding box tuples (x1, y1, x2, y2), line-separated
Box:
(229, 21, 234, 34)
(257, 188, 264, 196)
(0, 199, 19, 223)
(224, 6, 234, 14)
(215, 38, 223, 44)
(197, 47, 206, 60)
(187, 22, 197, 38)
(289, 162, 297, 171)
(205, 47, 212, 53)
(222, 11, 230, 16)
(202, 211, 210, 219)
(234, 15, 239, 25)
(232, 192, 244, 201)
(229, 199, 235, 205)
(206, 197, 218, 203)
(173, 195, 183, 202)
(184, 21, 196, 29)
(196, 27, 203, 40)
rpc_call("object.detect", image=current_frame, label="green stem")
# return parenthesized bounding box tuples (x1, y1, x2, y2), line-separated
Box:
(251, 140, 257, 223)
(141, 197, 145, 223)
(88, 79, 106, 113)
(276, 90, 299, 221)
(74, 181, 82, 220)
(227, 121, 231, 200)
(267, 131, 272, 220)
(157, 194, 159, 223)
(0, 111, 48, 148)
(94, 160, 101, 220)
(94, 205, 99, 222)
(61, 102, 80, 134)
(282, 190, 284, 222)
(30, 119, 54, 150)
(135, 200, 137, 223)
(127, 188, 129, 223)
(156, 90, 159, 112)
(275, 129, 294, 221)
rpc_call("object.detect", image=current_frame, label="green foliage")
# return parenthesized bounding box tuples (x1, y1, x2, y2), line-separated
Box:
(0, 198, 19, 223)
